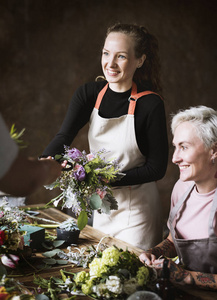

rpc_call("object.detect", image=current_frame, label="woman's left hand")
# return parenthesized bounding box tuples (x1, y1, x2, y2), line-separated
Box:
(152, 258, 191, 285)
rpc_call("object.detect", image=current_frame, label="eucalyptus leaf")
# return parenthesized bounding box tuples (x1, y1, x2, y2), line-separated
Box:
(42, 258, 57, 265)
(53, 240, 65, 247)
(77, 211, 88, 230)
(41, 242, 53, 250)
(43, 249, 61, 258)
(90, 193, 102, 210)
(0, 265, 7, 276)
(36, 295, 50, 300)
(55, 259, 68, 265)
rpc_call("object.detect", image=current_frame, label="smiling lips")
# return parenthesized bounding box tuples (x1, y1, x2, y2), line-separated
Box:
(179, 165, 190, 170)
(106, 69, 119, 76)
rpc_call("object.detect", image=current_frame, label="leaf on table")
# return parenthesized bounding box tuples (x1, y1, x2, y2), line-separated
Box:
(53, 240, 65, 247)
(43, 249, 62, 258)
(42, 258, 57, 265)
(55, 259, 68, 265)
(35, 295, 50, 300)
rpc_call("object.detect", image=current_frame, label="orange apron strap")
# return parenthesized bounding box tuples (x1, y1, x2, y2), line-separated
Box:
(95, 82, 162, 115)
(128, 82, 162, 115)
(94, 83, 109, 109)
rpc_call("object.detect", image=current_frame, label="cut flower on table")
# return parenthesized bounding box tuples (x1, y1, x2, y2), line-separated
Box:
(34, 244, 154, 300)
(44, 147, 125, 230)
(73, 246, 150, 299)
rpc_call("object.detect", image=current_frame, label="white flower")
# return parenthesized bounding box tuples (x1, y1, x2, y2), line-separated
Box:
(54, 199, 60, 207)
(65, 278, 73, 284)
(92, 283, 108, 298)
(106, 276, 123, 294)
(11, 296, 21, 300)
(123, 277, 139, 295)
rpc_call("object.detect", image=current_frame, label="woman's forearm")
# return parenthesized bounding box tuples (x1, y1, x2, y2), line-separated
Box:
(169, 262, 217, 290)
(146, 233, 177, 259)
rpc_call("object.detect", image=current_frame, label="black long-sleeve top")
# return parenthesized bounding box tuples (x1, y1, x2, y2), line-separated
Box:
(43, 81, 169, 186)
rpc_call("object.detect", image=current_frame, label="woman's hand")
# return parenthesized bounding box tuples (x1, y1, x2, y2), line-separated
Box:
(39, 156, 68, 169)
(139, 252, 158, 266)
(151, 258, 191, 285)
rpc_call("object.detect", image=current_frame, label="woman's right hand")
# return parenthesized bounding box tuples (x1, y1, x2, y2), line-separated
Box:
(139, 252, 157, 266)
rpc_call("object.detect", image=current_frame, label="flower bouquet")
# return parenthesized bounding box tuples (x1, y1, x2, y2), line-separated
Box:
(0, 198, 30, 271)
(45, 147, 124, 230)
(73, 246, 151, 299)
(34, 244, 154, 299)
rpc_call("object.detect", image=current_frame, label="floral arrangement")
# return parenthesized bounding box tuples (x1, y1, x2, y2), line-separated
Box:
(34, 244, 153, 300)
(45, 147, 124, 230)
(0, 198, 29, 271)
(72, 246, 150, 299)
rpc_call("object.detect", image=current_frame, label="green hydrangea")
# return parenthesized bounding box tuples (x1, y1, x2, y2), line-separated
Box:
(136, 266, 149, 286)
(81, 278, 94, 294)
(101, 246, 120, 267)
(74, 270, 89, 284)
(89, 257, 108, 277)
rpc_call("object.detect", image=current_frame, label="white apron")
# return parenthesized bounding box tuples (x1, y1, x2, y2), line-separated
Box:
(88, 82, 162, 250)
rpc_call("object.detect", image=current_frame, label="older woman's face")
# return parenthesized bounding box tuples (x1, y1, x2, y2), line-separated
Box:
(172, 121, 213, 188)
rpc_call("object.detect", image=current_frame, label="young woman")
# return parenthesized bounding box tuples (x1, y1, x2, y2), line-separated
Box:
(139, 106, 217, 289)
(42, 23, 168, 250)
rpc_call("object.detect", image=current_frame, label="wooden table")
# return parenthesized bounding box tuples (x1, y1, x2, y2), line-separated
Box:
(10, 206, 217, 300)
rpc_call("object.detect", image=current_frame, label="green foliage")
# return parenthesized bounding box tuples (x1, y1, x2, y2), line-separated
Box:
(77, 211, 88, 230)
(90, 194, 102, 210)
(10, 124, 28, 148)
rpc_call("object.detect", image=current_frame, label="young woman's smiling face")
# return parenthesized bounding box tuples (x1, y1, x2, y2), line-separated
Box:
(172, 121, 214, 192)
(101, 32, 144, 92)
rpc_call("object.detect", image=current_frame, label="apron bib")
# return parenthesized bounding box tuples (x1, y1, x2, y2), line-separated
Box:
(88, 82, 162, 250)
(169, 184, 217, 273)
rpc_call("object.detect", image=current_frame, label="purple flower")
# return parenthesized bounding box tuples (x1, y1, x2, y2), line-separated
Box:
(67, 148, 82, 162)
(74, 164, 86, 181)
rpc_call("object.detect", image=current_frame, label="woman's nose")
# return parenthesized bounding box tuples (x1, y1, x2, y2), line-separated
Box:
(108, 56, 116, 67)
(172, 149, 180, 164)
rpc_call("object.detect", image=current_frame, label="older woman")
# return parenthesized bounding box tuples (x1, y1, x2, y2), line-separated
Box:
(139, 105, 217, 290)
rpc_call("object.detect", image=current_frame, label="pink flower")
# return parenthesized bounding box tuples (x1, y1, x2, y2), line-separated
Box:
(1, 254, 19, 268)
(86, 153, 95, 161)
(96, 188, 107, 199)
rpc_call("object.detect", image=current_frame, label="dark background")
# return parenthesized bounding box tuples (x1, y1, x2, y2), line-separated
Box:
(1, 0, 216, 222)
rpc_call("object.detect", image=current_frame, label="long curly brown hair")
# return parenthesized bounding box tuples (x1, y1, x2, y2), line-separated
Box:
(105, 23, 162, 93)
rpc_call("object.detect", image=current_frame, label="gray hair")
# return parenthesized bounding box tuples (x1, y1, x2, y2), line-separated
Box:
(171, 106, 217, 149)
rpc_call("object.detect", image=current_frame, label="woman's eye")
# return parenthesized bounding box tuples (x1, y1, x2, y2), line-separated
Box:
(102, 51, 109, 56)
(118, 54, 126, 59)
(181, 146, 187, 150)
